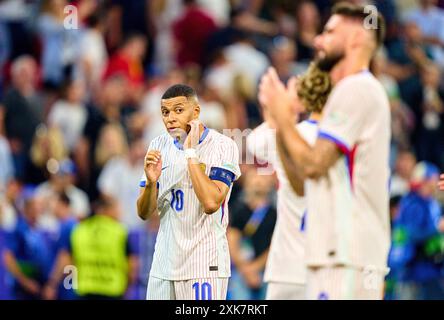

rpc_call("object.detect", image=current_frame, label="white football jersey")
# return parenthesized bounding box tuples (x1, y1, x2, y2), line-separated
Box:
(305, 71, 391, 272)
(140, 128, 241, 280)
(247, 120, 318, 285)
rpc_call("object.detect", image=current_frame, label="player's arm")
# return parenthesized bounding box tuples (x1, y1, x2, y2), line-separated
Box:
(277, 122, 340, 180)
(185, 121, 237, 214)
(137, 150, 161, 220)
(276, 134, 306, 196)
(259, 68, 340, 179)
(187, 159, 231, 214)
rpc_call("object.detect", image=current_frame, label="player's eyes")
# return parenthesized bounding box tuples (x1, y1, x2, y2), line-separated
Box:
(175, 108, 183, 113)
(162, 110, 169, 116)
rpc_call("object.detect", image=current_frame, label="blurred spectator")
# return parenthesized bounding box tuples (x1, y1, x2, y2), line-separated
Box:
(0, 21, 10, 96)
(1, 56, 42, 181)
(439, 174, 444, 190)
(388, 161, 444, 299)
(27, 125, 67, 185)
(197, 0, 230, 26)
(0, 0, 38, 59)
(0, 214, 11, 299)
(294, 0, 321, 63)
(197, 85, 228, 132)
(67, 197, 137, 299)
(37, 0, 82, 88)
(391, 150, 417, 197)
(204, 49, 237, 100)
(0, 106, 14, 193)
(48, 79, 87, 153)
(125, 216, 159, 300)
(3, 194, 52, 300)
(149, 0, 184, 75)
(36, 158, 90, 231)
(224, 30, 270, 91)
(75, 13, 108, 98)
(0, 179, 22, 232)
(97, 137, 145, 229)
(102, 33, 147, 103)
(372, 48, 415, 164)
(404, 0, 444, 68)
(386, 21, 433, 109)
(172, 0, 218, 68)
(415, 64, 444, 169)
(385, 194, 403, 300)
(42, 191, 78, 300)
(75, 76, 128, 200)
(106, 0, 155, 59)
(227, 168, 276, 300)
(269, 36, 307, 83)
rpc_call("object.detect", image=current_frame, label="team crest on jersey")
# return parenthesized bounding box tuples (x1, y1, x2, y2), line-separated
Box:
(326, 111, 347, 126)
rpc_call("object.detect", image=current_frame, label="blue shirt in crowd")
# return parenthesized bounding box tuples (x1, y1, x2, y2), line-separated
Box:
(388, 191, 444, 283)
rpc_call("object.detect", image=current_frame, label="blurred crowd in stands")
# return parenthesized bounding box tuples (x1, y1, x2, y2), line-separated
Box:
(0, 0, 443, 300)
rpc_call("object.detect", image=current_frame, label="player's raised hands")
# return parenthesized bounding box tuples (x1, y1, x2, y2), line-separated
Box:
(258, 67, 299, 126)
(144, 150, 162, 183)
(184, 119, 201, 150)
(439, 174, 444, 191)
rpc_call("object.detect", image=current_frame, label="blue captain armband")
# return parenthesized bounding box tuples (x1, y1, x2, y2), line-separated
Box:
(209, 167, 236, 187)
(139, 181, 160, 189)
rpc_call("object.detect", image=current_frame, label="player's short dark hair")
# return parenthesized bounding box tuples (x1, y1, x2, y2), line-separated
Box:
(161, 84, 197, 101)
(332, 2, 386, 47)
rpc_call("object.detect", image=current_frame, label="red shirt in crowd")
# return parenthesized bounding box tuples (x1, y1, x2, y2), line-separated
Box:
(102, 52, 144, 87)
(172, 6, 218, 67)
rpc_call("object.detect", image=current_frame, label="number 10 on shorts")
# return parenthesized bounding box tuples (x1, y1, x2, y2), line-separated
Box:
(192, 282, 212, 300)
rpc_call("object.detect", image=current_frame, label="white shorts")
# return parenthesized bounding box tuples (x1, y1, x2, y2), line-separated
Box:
(306, 266, 385, 300)
(146, 276, 229, 300)
(265, 282, 306, 300)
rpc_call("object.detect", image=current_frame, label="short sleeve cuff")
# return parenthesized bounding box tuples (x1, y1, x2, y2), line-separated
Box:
(318, 130, 352, 155)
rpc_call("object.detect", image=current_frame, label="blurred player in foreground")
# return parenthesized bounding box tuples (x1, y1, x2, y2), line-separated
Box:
(247, 63, 332, 299)
(439, 174, 444, 191)
(137, 84, 241, 300)
(259, 2, 390, 299)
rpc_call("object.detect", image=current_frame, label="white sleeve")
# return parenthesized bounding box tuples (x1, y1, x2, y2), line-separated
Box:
(318, 79, 370, 153)
(211, 138, 241, 182)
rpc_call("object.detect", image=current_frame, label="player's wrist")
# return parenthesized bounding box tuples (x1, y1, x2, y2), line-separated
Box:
(184, 148, 198, 161)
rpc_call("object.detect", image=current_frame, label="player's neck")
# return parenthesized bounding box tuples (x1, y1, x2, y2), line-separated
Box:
(309, 112, 322, 122)
(331, 54, 370, 84)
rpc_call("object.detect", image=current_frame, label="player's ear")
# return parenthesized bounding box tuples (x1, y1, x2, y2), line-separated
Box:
(193, 104, 200, 119)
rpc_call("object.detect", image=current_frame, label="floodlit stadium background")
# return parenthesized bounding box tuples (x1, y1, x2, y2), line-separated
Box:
(0, 0, 444, 300)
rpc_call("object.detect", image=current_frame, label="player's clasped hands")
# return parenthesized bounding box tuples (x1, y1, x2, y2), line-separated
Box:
(258, 67, 302, 125)
(144, 150, 162, 183)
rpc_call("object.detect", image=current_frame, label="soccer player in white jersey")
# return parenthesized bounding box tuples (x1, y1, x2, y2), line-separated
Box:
(136, 84, 241, 300)
(247, 64, 332, 300)
(259, 2, 391, 299)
